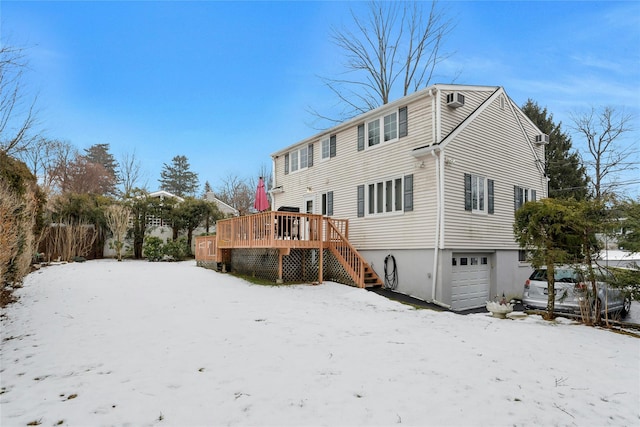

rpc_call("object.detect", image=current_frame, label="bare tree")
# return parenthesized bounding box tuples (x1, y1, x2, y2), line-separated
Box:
(570, 106, 637, 200)
(118, 149, 147, 196)
(104, 204, 131, 261)
(0, 45, 38, 155)
(216, 173, 253, 216)
(17, 137, 61, 192)
(311, 0, 453, 125)
(49, 140, 78, 193)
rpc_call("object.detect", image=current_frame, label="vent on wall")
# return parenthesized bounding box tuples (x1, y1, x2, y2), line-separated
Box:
(446, 92, 465, 108)
(535, 134, 550, 145)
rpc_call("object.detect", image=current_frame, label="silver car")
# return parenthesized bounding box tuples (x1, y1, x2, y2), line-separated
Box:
(522, 265, 631, 318)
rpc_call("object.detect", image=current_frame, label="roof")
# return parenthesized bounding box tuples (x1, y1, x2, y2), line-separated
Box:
(148, 190, 184, 202)
(203, 192, 240, 216)
(271, 83, 500, 157)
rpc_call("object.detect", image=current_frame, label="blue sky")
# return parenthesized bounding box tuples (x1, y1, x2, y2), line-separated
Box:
(2, 1, 639, 197)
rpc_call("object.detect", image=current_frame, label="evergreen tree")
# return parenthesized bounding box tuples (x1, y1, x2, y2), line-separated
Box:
(202, 180, 213, 197)
(521, 100, 589, 200)
(158, 155, 199, 197)
(83, 143, 119, 195)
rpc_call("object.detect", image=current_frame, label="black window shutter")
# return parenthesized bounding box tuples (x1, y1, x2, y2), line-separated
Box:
(357, 185, 364, 217)
(531, 189, 537, 202)
(404, 174, 413, 212)
(284, 153, 289, 175)
(328, 191, 333, 216)
(514, 186, 519, 211)
(357, 124, 364, 151)
(330, 135, 336, 158)
(464, 173, 472, 211)
(308, 143, 314, 167)
(322, 193, 327, 215)
(488, 179, 494, 214)
(399, 106, 408, 138)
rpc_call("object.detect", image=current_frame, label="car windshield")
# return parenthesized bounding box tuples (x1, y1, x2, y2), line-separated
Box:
(529, 268, 578, 282)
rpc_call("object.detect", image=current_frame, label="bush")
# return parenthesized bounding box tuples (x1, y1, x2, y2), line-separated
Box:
(163, 237, 188, 261)
(142, 236, 164, 262)
(1, 153, 42, 299)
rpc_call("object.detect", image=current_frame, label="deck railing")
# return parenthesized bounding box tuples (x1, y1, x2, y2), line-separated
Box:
(326, 218, 366, 288)
(216, 211, 347, 250)
(195, 212, 372, 285)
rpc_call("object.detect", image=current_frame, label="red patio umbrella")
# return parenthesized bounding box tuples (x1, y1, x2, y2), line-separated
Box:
(254, 176, 270, 212)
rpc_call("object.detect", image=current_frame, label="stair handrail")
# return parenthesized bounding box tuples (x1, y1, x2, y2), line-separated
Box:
(326, 218, 366, 288)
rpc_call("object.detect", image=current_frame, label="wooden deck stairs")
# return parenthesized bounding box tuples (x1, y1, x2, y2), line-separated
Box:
(195, 213, 383, 289)
(326, 219, 383, 288)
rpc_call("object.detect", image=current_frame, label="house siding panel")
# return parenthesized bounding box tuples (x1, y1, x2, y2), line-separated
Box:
(442, 94, 546, 249)
(272, 92, 438, 251)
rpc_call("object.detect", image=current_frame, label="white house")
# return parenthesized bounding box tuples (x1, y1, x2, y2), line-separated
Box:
(269, 84, 548, 310)
(104, 190, 238, 257)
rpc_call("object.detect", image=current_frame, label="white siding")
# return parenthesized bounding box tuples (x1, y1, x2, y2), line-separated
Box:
(271, 84, 545, 254)
(442, 93, 547, 249)
(272, 90, 439, 250)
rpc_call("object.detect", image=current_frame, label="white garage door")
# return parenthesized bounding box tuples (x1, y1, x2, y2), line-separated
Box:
(451, 253, 490, 311)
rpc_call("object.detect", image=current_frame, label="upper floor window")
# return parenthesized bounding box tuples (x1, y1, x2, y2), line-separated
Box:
(284, 143, 314, 174)
(464, 173, 494, 214)
(358, 106, 408, 151)
(321, 135, 336, 160)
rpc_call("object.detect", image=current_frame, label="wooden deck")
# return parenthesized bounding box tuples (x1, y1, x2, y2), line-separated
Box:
(195, 212, 382, 288)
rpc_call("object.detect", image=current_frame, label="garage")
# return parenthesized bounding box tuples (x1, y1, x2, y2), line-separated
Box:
(450, 253, 491, 311)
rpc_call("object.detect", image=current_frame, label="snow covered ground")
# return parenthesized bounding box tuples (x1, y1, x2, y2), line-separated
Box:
(1, 260, 638, 427)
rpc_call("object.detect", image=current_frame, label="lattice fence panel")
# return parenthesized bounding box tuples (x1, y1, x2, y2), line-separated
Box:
(323, 249, 356, 287)
(231, 249, 280, 282)
(228, 248, 356, 287)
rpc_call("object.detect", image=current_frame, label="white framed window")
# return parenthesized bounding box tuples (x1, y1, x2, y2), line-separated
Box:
(384, 112, 397, 141)
(290, 150, 299, 172)
(368, 119, 380, 147)
(321, 137, 330, 159)
(472, 175, 485, 212)
(464, 173, 494, 214)
(358, 107, 407, 151)
(366, 177, 404, 215)
(299, 145, 308, 169)
(514, 186, 537, 211)
(285, 143, 314, 174)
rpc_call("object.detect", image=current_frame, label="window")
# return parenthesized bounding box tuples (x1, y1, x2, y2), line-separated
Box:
(465, 173, 494, 214)
(322, 191, 333, 216)
(460, 257, 468, 266)
(368, 119, 380, 147)
(384, 112, 397, 141)
(321, 138, 330, 159)
(285, 144, 314, 174)
(518, 250, 528, 262)
(321, 135, 336, 160)
(299, 145, 308, 169)
(514, 186, 537, 211)
(359, 107, 408, 151)
(363, 175, 412, 216)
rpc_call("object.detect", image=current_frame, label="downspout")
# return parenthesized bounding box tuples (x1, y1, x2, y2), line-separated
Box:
(430, 87, 451, 309)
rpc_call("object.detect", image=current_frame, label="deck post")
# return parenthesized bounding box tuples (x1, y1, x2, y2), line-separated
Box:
(277, 248, 290, 284)
(318, 246, 323, 284)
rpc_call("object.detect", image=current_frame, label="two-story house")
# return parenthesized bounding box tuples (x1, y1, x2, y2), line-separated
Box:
(269, 84, 548, 310)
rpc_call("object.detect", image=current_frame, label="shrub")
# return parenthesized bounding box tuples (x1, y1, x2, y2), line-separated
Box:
(163, 237, 188, 261)
(142, 236, 164, 262)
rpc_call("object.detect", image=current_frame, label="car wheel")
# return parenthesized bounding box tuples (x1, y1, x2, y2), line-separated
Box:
(620, 297, 631, 319)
